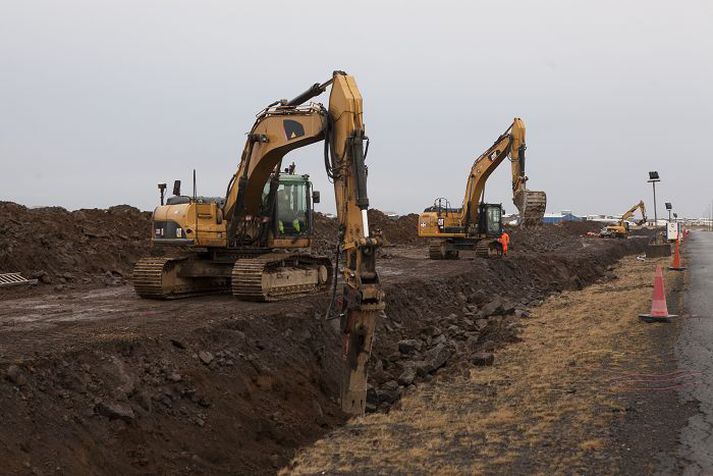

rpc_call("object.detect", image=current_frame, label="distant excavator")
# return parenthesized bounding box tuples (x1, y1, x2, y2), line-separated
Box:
(600, 200, 647, 238)
(418, 118, 547, 259)
(133, 71, 384, 414)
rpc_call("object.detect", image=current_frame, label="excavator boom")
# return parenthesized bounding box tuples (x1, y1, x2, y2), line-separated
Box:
(458, 118, 547, 228)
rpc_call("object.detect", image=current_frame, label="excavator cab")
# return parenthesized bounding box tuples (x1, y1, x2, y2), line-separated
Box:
(269, 173, 315, 238)
(477, 203, 503, 237)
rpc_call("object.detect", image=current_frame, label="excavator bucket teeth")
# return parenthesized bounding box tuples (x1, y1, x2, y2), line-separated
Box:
(514, 190, 547, 227)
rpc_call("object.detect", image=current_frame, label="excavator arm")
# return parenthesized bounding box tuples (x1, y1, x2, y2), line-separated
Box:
(222, 71, 384, 414)
(461, 118, 546, 228)
(461, 125, 518, 227)
(620, 200, 647, 225)
(508, 119, 547, 226)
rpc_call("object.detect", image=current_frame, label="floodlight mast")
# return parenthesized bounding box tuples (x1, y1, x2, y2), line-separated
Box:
(647, 171, 661, 241)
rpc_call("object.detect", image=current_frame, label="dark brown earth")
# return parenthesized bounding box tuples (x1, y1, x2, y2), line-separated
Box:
(0, 204, 652, 474)
(0, 202, 152, 291)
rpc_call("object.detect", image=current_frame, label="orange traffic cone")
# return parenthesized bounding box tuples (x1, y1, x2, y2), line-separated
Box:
(669, 239, 686, 271)
(639, 265, 677, 323)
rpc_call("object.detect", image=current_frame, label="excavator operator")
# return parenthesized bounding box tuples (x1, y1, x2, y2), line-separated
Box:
(276, 189, 305, 235)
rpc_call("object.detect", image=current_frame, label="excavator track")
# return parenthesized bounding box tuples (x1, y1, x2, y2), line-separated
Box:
(231, 253, 332, 302)
(514, 189, 547, 227)
(133, 256, 230, 299)
(133, 257, 183, 299)
(428, 240, 458, 260)
(475, 240, 491, 258)
(428, 241, 446, 260)
(475, 239, 502, 258)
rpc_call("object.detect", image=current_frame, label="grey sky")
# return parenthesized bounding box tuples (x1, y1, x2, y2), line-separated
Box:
(1, 0, 711, 218)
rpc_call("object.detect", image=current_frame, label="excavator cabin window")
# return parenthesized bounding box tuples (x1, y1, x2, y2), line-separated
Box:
(478, 203, 503, 237)
(274, 181, 309, 237)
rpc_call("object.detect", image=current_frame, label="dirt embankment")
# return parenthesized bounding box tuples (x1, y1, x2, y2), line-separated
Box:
(0, 222, 648, 474)
(0, 202, 152, 288)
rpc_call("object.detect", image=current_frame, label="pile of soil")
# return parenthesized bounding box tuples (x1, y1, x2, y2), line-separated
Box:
(507, 221, 613, 254)
(311, 213, 340, 256)
(310, 210, 421, 255)
(367, 210, 420, 245)
(0, 202, 152, 287)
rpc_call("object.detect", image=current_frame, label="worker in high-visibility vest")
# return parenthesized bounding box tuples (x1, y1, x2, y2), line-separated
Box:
(278, 218, 302, 234)
(499, 231, 510, 256)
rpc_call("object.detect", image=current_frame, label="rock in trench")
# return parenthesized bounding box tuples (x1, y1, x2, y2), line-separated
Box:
(471, 352, 495, 366)
(398, 339, 423, 354)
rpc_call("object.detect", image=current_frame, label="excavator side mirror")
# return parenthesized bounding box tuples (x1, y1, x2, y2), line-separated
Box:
(173, 180, 181, 197)
(312, 191, 321, 204)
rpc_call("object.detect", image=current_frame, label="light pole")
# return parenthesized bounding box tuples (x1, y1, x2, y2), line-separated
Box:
(648, 171, 661, 242)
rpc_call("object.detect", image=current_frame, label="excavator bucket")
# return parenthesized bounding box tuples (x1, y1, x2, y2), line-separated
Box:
(514, 189, 547, 227)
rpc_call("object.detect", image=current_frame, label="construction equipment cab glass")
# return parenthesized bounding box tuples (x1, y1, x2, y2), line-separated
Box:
(270, 174, 312, 237)
(479, 203, 503, 237)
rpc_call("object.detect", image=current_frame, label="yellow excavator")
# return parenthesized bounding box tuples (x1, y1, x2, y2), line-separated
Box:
(600, 200, 647, 238)
(418, 118, 547, 259)
(133, 71, 384, 414)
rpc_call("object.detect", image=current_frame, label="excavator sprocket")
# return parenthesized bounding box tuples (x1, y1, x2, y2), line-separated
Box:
(231, 253, 333, 302)
(514, 189, 547, 227)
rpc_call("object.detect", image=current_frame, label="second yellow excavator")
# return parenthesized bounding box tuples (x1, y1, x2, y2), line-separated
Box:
(418, 118, 547, 259)
(600, 200, 647, 238)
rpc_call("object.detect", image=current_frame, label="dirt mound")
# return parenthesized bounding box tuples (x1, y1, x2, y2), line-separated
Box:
(507, 221, 611, 254)
(311, 212, 340, 256)
(0, 202, 152, 288)
(367, 210, 420, 245)
(311, 210, 420, 255)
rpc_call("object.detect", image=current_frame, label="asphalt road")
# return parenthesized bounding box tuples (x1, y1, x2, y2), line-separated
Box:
(676, 231, 713, 474)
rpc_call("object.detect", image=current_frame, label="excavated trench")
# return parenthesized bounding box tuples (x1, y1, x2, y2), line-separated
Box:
(0, 231, 648, 475)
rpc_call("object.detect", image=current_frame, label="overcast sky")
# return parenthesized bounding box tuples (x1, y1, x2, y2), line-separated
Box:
(1, 0, 711, 218)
